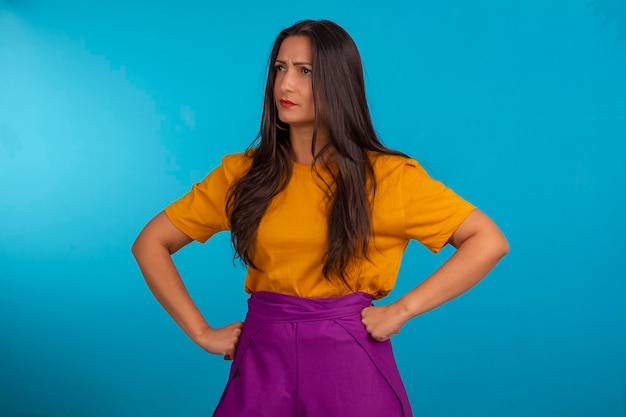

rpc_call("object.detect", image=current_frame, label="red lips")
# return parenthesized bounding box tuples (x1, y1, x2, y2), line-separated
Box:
(279, 99, 295, 107)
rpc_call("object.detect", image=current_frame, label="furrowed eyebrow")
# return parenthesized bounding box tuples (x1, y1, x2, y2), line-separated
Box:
(275, 59, 312, 66)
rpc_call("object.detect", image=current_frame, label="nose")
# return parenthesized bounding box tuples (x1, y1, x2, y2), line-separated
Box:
(278, 69, 295, 93)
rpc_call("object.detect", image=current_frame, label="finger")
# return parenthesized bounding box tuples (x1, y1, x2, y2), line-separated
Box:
(224, 345, 236, 360)
(360, 311, 369, 324)
(227, 322, 244, 331)
(372, 332, 390, 342)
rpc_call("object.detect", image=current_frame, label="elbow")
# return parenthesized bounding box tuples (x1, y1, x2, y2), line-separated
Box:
(130, 235, 144, 259)
(130, 240, 139, 260)
(494, 231, 509, 260)
(500, 239, 510, 259)
(474, 228, 508, 262)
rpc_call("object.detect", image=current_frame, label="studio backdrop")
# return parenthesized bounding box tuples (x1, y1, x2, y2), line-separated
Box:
(1, 1, 625, 416)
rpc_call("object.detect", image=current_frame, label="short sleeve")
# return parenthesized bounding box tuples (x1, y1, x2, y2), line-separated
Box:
(402, 161, 475, 253)
(164, 165, 230, 243)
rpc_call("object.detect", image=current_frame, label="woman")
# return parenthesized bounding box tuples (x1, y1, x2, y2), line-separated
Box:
(132, 19, 508, 417)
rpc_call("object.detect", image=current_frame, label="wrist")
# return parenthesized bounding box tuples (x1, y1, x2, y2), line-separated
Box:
(189, 324, 213, 343)
(394, 296, 419, 321)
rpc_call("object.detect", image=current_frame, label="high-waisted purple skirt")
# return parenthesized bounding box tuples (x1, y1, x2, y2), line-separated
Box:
(212, 291, 413, 417)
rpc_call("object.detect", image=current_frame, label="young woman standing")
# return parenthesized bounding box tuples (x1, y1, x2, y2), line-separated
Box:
(132, 19, 508, 417)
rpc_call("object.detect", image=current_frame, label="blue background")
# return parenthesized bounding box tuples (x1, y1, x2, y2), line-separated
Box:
(1, 1, 625, 416)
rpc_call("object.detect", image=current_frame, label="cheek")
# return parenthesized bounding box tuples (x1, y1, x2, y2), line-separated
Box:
(303, 83, 314, 107)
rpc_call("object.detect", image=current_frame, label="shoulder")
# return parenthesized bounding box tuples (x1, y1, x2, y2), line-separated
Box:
(367, 151, 421, 179)
(221, 150, 254, 182)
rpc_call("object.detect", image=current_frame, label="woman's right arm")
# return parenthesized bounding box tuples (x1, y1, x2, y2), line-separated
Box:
(131, 212, 243, 359)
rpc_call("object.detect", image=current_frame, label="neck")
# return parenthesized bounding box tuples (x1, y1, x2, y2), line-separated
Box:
(289, 125, 330, 166)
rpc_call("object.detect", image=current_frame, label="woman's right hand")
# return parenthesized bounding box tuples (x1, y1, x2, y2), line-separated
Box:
(193, 322, 244, 360)
(132, 213, 244, 360)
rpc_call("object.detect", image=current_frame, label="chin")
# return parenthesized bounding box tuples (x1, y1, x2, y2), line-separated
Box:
(280, 118, 314, 128)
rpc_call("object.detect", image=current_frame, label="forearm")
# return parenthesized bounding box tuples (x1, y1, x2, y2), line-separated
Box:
(132, 239, 210, 341)
(396, 228, 508, 321)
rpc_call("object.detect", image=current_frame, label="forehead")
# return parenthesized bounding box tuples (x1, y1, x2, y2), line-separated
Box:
(276, 36, 312, 61)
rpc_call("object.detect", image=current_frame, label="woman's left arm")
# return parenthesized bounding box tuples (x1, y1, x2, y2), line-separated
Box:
(361, 209, 509, 341)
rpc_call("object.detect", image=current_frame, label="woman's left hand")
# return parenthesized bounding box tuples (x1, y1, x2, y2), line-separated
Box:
(361, 303, 407, 342)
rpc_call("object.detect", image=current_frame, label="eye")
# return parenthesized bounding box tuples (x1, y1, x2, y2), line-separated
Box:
(302, 67, 312, 75)
(274, 64, 286, 72)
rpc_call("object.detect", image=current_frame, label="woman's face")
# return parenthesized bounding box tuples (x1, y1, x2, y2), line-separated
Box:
(273, 36, 315, 129)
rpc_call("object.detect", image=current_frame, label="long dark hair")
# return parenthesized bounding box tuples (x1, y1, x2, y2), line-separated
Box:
(227, 19, 404, 288)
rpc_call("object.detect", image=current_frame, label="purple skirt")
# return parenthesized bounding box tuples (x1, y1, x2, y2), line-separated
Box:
(213, 291, 413, 417)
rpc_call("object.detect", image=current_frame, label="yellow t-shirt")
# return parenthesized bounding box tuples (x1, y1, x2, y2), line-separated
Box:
(164, 152, 475, 299)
